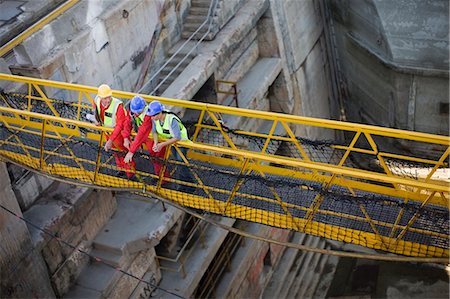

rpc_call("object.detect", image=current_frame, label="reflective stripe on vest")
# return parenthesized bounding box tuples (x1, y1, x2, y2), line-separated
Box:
(95, 96, 122, 128)
(155, 113, 189, 141)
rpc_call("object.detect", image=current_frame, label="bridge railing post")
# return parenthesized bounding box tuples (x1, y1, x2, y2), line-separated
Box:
(93, 131, 104, 183)
(39, 120, 46, 169)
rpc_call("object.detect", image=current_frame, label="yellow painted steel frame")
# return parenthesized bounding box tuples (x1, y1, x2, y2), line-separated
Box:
(0, 107, 448, 257)
(1, 74, 447, 203)
(0, 74, 448, 257)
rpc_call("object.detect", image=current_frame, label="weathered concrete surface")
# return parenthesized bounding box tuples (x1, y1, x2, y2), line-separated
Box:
(65, 193, 176, 299)
(0, 162, 55, 298)
(65, 247, 161, 299)
(12, 171, 53, 211)
(262, 233, 306, 298)
(331, 0, 449, 135)
(328, 258, 449, 298)
(23, 183, 116, 297)
(163, 0, 270, 103)
(93, 192, 183, 255)
(376, 0, 448, 70)
(213, 223, 291, 299)
(154, 216, 236, 299)
(222, 57, 281, 138)
(5, 0, 189, 97)
(270, 0, 334, 139)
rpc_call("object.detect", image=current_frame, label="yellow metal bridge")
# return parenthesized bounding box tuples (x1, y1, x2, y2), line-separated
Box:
(0, 74, 448, 259)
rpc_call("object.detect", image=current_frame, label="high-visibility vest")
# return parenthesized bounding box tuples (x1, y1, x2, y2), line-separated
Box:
(155, 113, 189, 141)
(95, 96, 123, 128)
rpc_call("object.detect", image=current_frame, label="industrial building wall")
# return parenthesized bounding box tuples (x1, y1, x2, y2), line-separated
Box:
(0, 163, 55, 298)
(270, 0, 336, 139)
(7, 0, 188, 96)
(330, 0, 449, 136)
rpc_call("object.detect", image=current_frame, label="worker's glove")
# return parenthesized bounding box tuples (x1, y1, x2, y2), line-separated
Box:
(104, 139, 113, 152)
(124, 152, 134, 163)
(86, 113, 100, 126)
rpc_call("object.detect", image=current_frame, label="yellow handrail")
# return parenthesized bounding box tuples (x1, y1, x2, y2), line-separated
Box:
(0, 73, 448, 258)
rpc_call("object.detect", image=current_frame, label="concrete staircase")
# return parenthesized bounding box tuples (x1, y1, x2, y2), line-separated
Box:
(22, 181, 117, 297)
(152, 0, 217, 95)
(262, 233, 339, 299)
(63, 192, 183, 299)
(154, 40, 197, 95)
(155, 0, 249, 95)
(181, 0, 219, 40)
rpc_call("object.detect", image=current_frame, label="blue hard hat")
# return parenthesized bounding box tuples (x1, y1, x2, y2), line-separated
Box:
(148, 100, 164, 116)
(130, 96, 146, 113)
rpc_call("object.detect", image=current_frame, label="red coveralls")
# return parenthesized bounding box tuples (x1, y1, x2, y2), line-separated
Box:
(124, 113, 169, 182)
(96, 103, 135, 177)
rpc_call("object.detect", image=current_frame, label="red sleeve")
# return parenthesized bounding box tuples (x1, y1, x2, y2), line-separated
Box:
(96, 104, 106, 123)
(122, 110, 132, 139)
(130, 115, 153, 153)
(109, 104, 126, 141)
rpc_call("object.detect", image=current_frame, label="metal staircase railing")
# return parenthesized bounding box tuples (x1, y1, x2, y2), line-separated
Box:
(139, 0, 220, 95)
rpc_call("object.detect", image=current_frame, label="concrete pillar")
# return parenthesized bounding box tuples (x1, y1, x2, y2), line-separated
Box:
(0, 162, 55, 298)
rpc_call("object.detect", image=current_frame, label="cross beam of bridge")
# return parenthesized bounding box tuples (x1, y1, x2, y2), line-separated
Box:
(0, 73, 448, 258)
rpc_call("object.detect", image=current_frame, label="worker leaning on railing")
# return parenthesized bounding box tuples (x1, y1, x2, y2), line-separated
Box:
(123, 96, 169, 184)
(91, 84, 135, 178)
(148, 100, 195, 193)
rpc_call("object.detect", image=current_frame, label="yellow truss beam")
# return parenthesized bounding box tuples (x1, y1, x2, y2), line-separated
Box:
(0, 74, 448, 258)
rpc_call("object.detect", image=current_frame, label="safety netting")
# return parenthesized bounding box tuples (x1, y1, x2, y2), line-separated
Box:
(0, 91, 448, 258)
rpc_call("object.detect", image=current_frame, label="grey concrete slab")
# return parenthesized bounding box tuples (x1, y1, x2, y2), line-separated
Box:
(93, 192, 182, 255)
(13, 171, 54, 210)
(219, 57, 281, 131)
(23, 182, 91, 246)
(90, 248, 128, 268)
(70, 261, 121, 294)
(83, 263, 113, 291)
(228, 57, 281, 109)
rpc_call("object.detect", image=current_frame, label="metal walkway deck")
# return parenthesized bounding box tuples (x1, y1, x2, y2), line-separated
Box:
(0, 74, 448, 258)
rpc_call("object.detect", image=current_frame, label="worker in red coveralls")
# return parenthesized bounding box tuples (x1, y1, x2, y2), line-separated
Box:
(123, 96, 169, 183)
(92, 84, 135, 178)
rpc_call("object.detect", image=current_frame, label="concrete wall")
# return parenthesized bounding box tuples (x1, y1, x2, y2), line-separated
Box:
(23, 185, 117, 297)
(0, 162, 55, 298)
(227, 226, 291, 298)
(7, 0, 189, 96)
(330, 0, 449, 135)
(270, 0, 335, 139)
